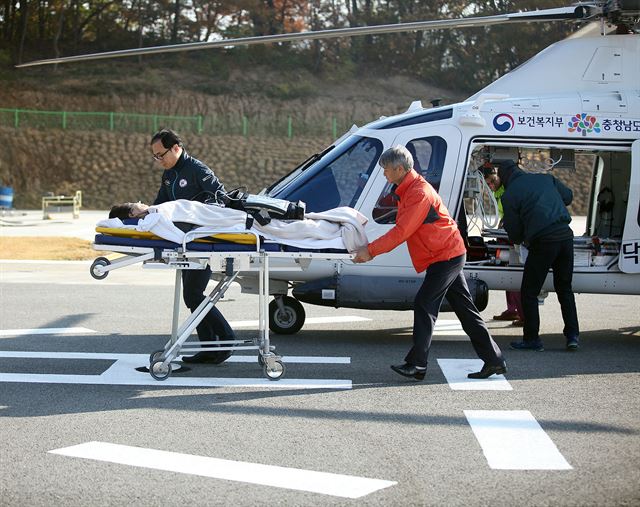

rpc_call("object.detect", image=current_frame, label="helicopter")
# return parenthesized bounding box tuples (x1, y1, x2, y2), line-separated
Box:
(18, 1, 640, 334)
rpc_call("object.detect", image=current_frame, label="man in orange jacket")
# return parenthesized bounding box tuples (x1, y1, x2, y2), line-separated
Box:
(353, 146, 506, 380)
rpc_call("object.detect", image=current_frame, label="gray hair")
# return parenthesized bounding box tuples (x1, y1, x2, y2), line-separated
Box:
(379, 145, 414, 172)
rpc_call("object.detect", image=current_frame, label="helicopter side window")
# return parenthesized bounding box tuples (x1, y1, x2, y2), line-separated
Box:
(279, 137, 382, 212)
(373, 136, 447, 224)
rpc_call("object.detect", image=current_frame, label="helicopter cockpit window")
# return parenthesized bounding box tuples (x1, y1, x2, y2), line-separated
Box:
(372, 136, 447, 224)
(270, 136, 382, 212)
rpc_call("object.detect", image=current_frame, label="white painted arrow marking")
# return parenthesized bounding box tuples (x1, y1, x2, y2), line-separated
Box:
(0, 351, 352, 389)
(50, 442, 396, 498)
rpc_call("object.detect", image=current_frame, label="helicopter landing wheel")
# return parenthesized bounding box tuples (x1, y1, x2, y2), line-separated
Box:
(269, 296, 305, 335)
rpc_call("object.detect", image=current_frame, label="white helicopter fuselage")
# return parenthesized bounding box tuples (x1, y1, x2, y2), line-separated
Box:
(236, 33, 640, 319)
(15, 1, 639, 332)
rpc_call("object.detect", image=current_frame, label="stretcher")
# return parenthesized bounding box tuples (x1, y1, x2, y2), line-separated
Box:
(90, 226, 352, 381)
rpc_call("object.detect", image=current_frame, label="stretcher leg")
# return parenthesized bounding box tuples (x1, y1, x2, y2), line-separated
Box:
(150, 253, 285, 381)
(176, 275, 236, 339)
(159, 273, 236, 353)
(160, 272, 240, 366)
(171, 270, 182, 341)
(258, 253, 285, 380)
(148, 271, 185, 380)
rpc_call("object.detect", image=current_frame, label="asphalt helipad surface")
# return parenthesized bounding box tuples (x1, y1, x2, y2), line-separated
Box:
(1, 211, 637, 506)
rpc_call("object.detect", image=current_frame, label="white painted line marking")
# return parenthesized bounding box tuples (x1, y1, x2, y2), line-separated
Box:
(50, 442, 396, 498)
(0, 260, 91, 265)
(228, 355, 350, 364)
(437, 359, 512, 390)
(433, 319, 464, 336)
(0, 372, 351, 389)
(0, 327, 96, 337)
(0, 351, 351, 389)
(229, 315, 370, 327)
(0, 351, 144, 360)
(434, 319, 462, 329)
(0, 351, 349, 364)
(464, 410, 572, 470)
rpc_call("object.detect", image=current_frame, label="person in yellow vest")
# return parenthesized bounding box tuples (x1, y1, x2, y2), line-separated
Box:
(482, 160, 579, 352)
(482, 164, 524, 327)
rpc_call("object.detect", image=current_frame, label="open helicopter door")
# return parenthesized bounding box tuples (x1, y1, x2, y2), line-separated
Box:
(619, 140, 640, 273)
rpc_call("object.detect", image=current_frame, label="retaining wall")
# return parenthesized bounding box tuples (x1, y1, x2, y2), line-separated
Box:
(0, 128, 591, 214)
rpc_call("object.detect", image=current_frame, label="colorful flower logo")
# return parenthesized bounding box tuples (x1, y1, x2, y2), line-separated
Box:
(568, 113, 601, 136)
(493, 113, 514, 132)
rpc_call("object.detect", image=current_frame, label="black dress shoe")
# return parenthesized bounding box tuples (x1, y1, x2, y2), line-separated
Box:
(181, 350, 233, 364)
(391, 363, 426, 381)
(467, 363, 507, 379)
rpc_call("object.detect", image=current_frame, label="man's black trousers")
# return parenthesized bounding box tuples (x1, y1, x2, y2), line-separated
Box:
(521, 237, 579, 342)
(405, 254, 504, 368)
(182, 266, 235, 343)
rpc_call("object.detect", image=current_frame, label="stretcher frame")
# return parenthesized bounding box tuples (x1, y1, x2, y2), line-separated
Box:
(90, 228, 352, 381)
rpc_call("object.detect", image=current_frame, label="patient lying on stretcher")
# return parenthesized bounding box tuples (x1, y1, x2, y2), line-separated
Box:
(103, 199, 368, 252)
(109, 202, 151, 220)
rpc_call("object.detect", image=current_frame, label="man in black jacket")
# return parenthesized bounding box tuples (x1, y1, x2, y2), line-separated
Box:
(485, 160, 579, 351)
(151, 128, 235, 364)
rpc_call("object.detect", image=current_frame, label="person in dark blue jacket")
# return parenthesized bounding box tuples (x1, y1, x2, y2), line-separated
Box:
(151, 128, 235, 364)
(487, 160, 579, 351)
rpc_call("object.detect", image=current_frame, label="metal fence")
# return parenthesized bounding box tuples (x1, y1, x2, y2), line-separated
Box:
(0, 107, 359, 138)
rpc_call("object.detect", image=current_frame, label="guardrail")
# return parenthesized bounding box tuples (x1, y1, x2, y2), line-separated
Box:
(0, 107, 356, 138)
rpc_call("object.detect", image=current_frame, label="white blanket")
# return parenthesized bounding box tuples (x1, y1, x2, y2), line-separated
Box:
(97, 200, 369, 251)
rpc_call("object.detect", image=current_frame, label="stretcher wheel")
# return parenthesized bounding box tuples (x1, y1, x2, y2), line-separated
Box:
(269, 296, 305, 335)
(263, 360, 285, 381)
(90, 257, 111, 280)
(149, 350, 165, 364)
(149, 359, 172, 380)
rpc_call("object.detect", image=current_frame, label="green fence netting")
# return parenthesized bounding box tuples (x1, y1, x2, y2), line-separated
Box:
(0, 108, 364, 138)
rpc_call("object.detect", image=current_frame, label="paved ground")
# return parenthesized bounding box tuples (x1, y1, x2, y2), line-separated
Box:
(0, 212, 638, 505)
(0, 209, 104, 240)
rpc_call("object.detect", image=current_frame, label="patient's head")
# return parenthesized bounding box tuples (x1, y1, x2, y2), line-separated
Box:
(108, 202, 149, 220)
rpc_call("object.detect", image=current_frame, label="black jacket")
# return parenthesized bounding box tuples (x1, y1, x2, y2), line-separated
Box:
(153, 150, 225, 205)
(498, 160, 573, 245)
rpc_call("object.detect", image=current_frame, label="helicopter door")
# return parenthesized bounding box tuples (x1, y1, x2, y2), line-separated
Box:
(359, 125, 462, 269)
(367, 125, 462, 223)
(391, 125, 462, 212)
(619, 140, 640, 274)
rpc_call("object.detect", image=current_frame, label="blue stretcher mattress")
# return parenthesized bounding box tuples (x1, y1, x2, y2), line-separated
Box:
(94, 234, 348, 254)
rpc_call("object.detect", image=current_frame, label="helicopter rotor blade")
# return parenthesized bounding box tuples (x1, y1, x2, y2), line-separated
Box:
(16, 4, 600, 68)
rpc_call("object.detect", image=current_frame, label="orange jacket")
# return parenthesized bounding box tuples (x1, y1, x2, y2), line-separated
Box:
(368, 169, 466, 273)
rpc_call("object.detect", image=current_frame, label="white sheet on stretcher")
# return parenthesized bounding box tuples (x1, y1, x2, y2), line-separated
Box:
(96, 200, 369, 251)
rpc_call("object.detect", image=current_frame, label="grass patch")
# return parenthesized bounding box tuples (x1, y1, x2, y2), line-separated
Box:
(0, 237, 98, 260)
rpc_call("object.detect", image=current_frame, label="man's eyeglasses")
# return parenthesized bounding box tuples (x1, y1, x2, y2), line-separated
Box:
(152, 147, 172, 161)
